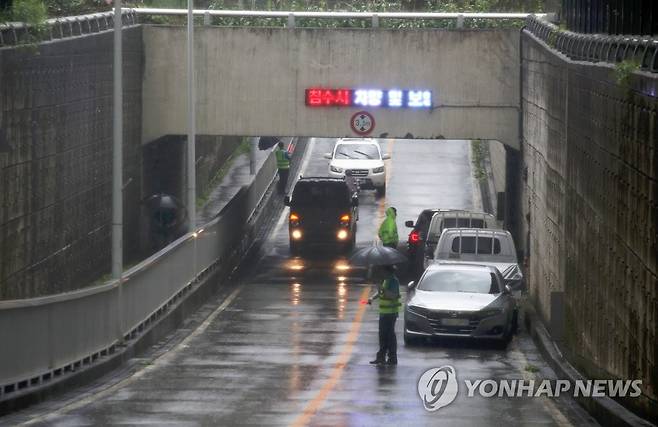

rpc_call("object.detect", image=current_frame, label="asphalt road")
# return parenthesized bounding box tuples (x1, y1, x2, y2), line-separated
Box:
(4, 138, 598, 427)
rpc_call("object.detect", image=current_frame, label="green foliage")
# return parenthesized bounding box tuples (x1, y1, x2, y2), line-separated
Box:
(205, 0, 544, 29)
(471, 139, 487, 182)
(614, 59, 640, 91)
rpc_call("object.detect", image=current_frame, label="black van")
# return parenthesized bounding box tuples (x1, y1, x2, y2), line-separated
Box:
(284, 177, 359, 254)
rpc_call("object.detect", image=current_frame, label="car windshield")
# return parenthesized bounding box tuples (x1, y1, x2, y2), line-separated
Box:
(334, 144, 380, 160)
(418, 269, 500, 294)
(292, 182, 350, 206)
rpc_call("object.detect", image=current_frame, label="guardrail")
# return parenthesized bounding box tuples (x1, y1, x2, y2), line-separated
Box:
(0, 10, 137, 47)
(526, 15, 658, 73)
(1, 9, 548, 47)
(0, 150, 277, 399)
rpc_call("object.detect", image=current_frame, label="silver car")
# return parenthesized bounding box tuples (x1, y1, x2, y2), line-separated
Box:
(404, 263, 518, 346)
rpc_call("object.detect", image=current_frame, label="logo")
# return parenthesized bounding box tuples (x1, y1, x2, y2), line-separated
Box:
(417, 365, 643, 412)
(417, 366, 458, 411)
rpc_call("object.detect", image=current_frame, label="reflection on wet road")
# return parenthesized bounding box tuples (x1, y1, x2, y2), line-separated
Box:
(8, 139, 597, 427)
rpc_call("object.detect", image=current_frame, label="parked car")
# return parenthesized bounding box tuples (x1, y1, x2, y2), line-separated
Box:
(404, 208, 446, 279)
(284, 177, 359, 254)
(404, 263, 518, 346)
(429, 228, 524, 290)
(324, 138, 390, 197)
(422, 211, 498, 268)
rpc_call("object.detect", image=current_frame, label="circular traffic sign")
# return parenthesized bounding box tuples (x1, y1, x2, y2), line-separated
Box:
(350, 111, 375, 136)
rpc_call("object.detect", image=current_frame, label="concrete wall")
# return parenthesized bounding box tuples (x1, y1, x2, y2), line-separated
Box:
(0, 29, 251, 298)
(520, 31, 657, 417)
(142, 26, 520, 148)
(0, 28, 144, 299)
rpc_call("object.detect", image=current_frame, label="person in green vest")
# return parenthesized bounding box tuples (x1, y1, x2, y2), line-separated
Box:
(275, 141, 291, 194)
(378, 207, 399, 248)
(368, 264, 401, 365)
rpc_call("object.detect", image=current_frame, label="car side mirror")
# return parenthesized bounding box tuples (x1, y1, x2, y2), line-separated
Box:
(407, 281, 416, 289)
(323, 153, 332, 159)
(405, 220, 414, 228)
(382, 153, 391, 160)
(504, 284, 512, 294)
(284, 196, 291, 206)
(351, 196, 359, 207)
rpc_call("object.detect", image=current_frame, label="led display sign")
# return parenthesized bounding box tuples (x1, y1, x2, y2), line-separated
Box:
(305, 88, 432, 108)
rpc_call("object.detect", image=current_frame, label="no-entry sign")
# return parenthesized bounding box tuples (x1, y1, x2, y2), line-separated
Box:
(350, 111, 375, 135)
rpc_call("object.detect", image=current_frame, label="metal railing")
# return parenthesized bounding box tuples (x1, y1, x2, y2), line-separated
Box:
(0, 10, 137, 47)
(526, 15, 658, 73)
(1, 9, 548, 47)
(0, 151, 277, 399)
(131, 8, 546, 28)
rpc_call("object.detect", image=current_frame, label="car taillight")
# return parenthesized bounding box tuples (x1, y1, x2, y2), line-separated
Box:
(409, 230, 421, 244)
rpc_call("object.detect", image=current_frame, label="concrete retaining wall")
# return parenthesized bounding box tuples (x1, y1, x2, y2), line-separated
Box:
(520, 30, 657, 419)
(0, 28, 144, 299)
(0, 29, 246, 299)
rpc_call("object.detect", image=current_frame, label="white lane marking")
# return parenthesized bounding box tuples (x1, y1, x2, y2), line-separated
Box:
(20, 286, 243, 426)
(512, 339, 573, 426)
(272, 138, 317, 239)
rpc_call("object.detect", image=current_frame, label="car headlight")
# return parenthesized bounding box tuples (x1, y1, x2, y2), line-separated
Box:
(372, 166, 385, 174)
(479, 308, 503, 318)
(330, 165, 343, 173)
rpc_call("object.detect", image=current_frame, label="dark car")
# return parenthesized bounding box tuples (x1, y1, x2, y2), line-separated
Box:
(284, 177, 359, 254)
(405, 208, 444, 278)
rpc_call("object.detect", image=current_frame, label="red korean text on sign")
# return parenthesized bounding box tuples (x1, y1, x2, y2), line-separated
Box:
(305, 88, 352, 107)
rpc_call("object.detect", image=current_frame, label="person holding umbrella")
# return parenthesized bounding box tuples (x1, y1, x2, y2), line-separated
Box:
(349, 245, 406, 365)
(368, 264, 401, 365)
(378, 207, 399, 249)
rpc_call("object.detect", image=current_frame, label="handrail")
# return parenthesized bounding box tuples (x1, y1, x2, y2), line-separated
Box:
(0, 9, 137, 47)
(525, 15, 658, 73)
(129, 8, 544, 20)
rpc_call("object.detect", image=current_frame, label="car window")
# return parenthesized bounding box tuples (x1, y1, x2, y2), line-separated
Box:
(450, 236, 501, 254)
(441, 218, 485, 229)
(334, 144, 380, 160)
(418, 269, 500, 294)
(292, 183, 349, 206)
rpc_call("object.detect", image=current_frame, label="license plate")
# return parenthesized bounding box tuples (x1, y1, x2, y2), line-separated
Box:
(441, 318, 469, 326)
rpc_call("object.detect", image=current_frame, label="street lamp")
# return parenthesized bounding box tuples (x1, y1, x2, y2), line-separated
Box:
(187, 0, 196, 231)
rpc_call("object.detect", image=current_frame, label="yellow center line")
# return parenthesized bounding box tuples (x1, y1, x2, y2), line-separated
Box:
(290, 287, 371, 427)
(374, 139, 396, 243)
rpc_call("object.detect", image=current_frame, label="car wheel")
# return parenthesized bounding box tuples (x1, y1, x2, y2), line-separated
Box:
(511, 309, 519, 335)
(497, 324, 513, 349)
(376, 185, 386, 198)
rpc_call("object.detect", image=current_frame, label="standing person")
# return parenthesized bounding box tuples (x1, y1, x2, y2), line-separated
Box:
(378, 207, 399, 249)
(275, 141, 291, 194)
(368, 265, 401, 365)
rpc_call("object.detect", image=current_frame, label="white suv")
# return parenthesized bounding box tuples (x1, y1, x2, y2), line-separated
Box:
(324, 138, 390, 196)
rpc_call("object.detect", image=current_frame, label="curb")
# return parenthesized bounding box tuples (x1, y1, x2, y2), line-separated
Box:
(524, 302, 655, 427)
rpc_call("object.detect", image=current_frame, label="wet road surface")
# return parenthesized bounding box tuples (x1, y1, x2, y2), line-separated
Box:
(4, 139, 597, 426)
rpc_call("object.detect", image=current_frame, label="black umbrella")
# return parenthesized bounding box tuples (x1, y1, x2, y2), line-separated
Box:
(258, 136, 281, 150)
(349, 244, 407, 267)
